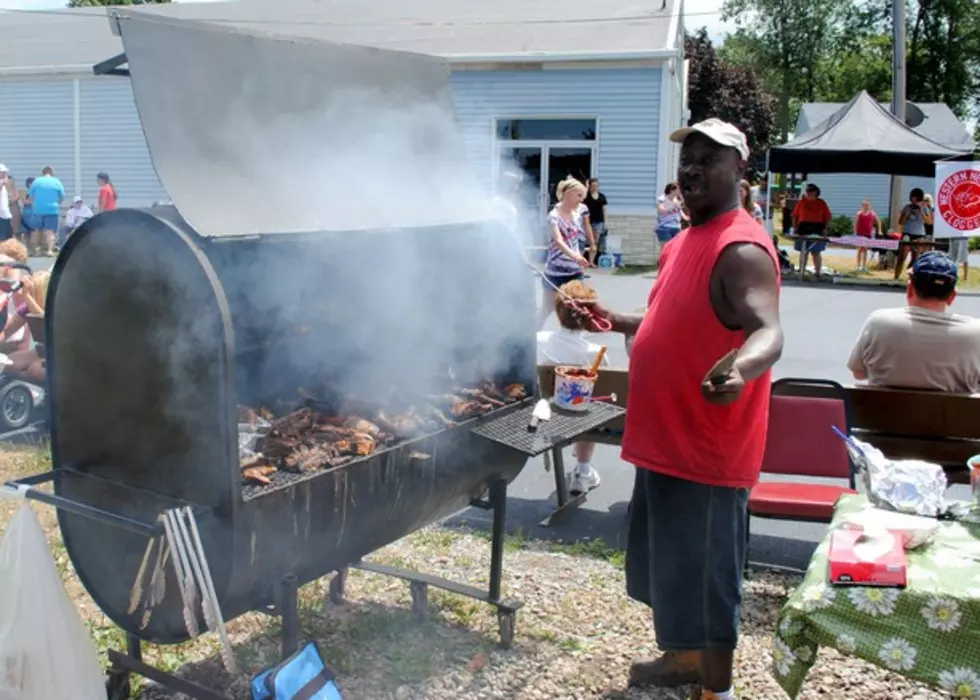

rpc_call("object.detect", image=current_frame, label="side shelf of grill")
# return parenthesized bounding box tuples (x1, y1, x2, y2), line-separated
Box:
(469, 401, 626, 457)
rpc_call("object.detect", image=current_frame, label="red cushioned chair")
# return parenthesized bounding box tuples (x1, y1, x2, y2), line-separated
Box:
(747, 378, 857, 566)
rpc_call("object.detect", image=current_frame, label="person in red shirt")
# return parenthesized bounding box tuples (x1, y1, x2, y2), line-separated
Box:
(791, 183, 832, 280)
(570, 119, 783, 700)
(97, 172, 117, 213)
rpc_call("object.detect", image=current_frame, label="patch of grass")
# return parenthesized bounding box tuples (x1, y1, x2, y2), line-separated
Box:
(429, 589, 482, 627)
(613, 264, 657, 276)
(549, 538, 626, 569)
(407, 528, 458, 555)
(466, 526, 626, 568)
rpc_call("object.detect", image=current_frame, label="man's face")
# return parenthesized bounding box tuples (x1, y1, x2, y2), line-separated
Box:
(805, 188, 817, 200)
(590, 180, 599, 192)
(677, 134, 741, 212)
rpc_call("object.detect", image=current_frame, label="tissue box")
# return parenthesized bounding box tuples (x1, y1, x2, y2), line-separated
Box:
(828, 529, 907, 588)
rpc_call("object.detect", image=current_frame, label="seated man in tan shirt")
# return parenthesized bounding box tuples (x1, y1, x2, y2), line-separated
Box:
(847, 252, 980, 393)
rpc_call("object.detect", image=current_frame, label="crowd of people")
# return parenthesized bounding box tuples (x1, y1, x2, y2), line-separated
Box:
(0, 166, 117, 256)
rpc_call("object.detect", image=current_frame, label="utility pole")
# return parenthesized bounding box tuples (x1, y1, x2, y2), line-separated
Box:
(888, 0, 907, 231)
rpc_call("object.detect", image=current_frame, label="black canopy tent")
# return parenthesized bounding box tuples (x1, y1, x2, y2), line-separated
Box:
(767, 90, 974, 177)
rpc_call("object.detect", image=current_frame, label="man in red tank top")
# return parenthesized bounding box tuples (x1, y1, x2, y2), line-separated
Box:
(572, 119, 783, 700)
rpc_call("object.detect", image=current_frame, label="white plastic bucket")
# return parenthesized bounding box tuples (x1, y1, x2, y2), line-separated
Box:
(553, 365, 597, 412)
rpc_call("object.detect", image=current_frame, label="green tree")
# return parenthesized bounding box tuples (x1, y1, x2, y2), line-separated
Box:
(68, 0, 171, 6)
(685, 29, 776, 161)
(906, 0, 980, 120)
(721, 0, 844, 140)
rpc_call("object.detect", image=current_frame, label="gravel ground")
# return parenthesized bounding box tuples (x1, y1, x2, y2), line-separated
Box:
(0, 449, 950, 699)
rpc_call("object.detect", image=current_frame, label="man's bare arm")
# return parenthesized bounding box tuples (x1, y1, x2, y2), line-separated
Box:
(608, 312, 644, 336)
(717, 243, 783, 380)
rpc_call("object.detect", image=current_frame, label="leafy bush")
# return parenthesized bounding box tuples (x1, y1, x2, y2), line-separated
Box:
(970, 237, 980, 252)
(826, 215, 853, 236)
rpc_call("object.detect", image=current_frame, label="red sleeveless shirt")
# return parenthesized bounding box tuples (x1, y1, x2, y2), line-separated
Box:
(621, 208, 779, 488)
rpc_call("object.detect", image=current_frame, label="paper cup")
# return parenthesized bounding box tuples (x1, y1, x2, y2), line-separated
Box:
(553, 366, 597, 412)
(968, 455, 980, 505)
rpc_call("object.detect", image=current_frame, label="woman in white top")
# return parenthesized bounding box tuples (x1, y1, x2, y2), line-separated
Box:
(655, 182, 685, 241)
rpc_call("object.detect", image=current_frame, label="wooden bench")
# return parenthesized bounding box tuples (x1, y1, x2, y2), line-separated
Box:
(772, 382, 977, 484)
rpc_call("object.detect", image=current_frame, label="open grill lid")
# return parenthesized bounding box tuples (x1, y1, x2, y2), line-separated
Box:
(107, 11, 491, 237)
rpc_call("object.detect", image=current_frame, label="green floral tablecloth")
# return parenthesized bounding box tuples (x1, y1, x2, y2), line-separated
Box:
(773, 495, 980, 698)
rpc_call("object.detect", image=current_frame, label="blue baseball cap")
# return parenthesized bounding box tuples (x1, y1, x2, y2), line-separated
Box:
(911, 251, 958, 292)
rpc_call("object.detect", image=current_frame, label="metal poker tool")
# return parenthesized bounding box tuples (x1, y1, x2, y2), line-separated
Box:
(517, 244, 613, 332)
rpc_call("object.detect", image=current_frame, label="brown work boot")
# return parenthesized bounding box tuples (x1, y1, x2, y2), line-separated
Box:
(628, 650, 701, 687)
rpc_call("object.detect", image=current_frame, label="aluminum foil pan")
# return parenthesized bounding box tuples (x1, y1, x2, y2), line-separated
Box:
(238, 416, 271, 461)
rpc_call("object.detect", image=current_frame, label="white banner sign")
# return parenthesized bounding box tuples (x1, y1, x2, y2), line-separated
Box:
(934, 162, 980, 239)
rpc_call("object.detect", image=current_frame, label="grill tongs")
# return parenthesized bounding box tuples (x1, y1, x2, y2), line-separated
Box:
(127, 507, 238, 674)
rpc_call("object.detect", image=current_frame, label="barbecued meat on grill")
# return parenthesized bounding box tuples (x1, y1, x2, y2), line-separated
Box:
(242, 465, 277, 485)
(342, 417, 383, 439)
(504, 383, 527, 400)
(375, 409, 435, 440)
(240, 381, 528, 487)
(285, 444, 339, 472)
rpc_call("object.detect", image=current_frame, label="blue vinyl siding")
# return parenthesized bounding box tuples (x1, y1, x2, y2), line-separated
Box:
(80, 79, 166, 208)
(450, 68, 661, 212)
(0, 81, 75, 199)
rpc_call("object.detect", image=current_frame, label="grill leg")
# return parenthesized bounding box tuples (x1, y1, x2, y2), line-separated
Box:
(327, 567, 348, 607)
(280, 573, 299, 659)
(410, 580, 429, 619)
(488, 478, 507, 603)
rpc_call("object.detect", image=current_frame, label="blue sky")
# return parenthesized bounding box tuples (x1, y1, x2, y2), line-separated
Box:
(1, 0, 734, 39)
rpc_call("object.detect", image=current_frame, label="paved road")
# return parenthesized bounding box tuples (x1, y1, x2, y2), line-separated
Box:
(451, 272, 977, 570)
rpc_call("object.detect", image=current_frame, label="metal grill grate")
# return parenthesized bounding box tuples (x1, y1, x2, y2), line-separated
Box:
(241, 398, 534, 500)
(470, 401, 625, 457)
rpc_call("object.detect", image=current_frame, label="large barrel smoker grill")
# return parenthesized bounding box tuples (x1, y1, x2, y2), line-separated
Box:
(3, 11, 625, 700)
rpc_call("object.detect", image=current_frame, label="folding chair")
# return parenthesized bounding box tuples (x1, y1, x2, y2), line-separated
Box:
(746, 378, 857, 566)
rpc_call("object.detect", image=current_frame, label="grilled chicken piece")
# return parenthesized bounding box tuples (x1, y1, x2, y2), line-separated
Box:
(242, 465, 276, 485)
(478, 382, 509, 402)
(271, 408, 316, 435)
(376, 409, 430, 440)
(285, 445, 335, 472)
(504, 383, 527, 400)
(332, 432, 376, 457)
(449, 399, 486, 420)
(259, 407, 275, 421)
(240, 454, 269, 470)
(343, 417, 383, 439)
(457, 388, 505, 407)
(419, 404, 456, 428)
